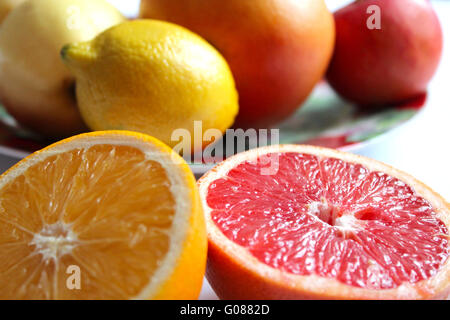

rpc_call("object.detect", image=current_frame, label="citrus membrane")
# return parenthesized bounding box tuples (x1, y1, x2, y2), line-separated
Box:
(205, 150, 449, 290)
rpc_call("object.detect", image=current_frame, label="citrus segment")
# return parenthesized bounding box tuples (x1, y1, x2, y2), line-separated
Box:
(0, 131, 206, 299)
(199, 145, 450, 299)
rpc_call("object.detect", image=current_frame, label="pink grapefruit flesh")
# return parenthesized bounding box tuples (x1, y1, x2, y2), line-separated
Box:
(205, 152, 449, 291)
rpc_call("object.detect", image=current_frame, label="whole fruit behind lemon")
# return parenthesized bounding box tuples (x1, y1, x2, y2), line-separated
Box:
(327, 0, 442, 107)
(61, 20, 239, 151)
(140, 0, 335, 129)
(0, 0, 125, 137)
(0, 0, 25, 24)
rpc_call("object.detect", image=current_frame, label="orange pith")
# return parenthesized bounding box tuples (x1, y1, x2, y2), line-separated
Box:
(0, 131, 207, 300)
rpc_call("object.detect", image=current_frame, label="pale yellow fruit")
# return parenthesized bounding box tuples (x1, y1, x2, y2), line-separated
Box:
(62, 20, 239, 151)
(0, 0, 25, 24)
(0, 0, 125, 137)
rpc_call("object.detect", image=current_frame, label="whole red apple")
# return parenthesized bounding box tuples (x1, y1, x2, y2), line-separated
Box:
(326, 0, 443, 106)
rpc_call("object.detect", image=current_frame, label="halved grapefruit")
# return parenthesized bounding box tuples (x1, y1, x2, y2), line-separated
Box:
(198, 145, 449, 300)
(0, 131, 206, 299)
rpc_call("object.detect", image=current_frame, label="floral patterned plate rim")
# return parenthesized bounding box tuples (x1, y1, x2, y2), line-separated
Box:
(0, 83, 426, 176)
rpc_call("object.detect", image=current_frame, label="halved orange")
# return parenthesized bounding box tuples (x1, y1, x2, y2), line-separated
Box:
(0, 131, 206, 299)
(198, 145, 450, 299)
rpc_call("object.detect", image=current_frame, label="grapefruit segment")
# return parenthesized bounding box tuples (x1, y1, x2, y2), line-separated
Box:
(0, 131, 206, 299)
(199, 145, 449, 299)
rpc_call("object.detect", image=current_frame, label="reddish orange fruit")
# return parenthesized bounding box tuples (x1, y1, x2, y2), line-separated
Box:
(140, 0, 335, 129)
(198, 145, 450, 299)
(327, 0, 443, 107)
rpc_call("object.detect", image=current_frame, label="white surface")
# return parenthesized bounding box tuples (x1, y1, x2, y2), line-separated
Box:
(0, 0, 446, 300)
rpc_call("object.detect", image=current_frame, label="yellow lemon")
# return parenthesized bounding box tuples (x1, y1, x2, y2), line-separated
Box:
(0, 0, 25, 24)
(62, 20, 239, 151)
(0, 0, 125, 137)
(0, 131, 206, 299)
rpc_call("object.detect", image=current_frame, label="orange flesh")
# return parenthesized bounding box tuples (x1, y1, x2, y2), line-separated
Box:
(0, 145, 175, 299)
